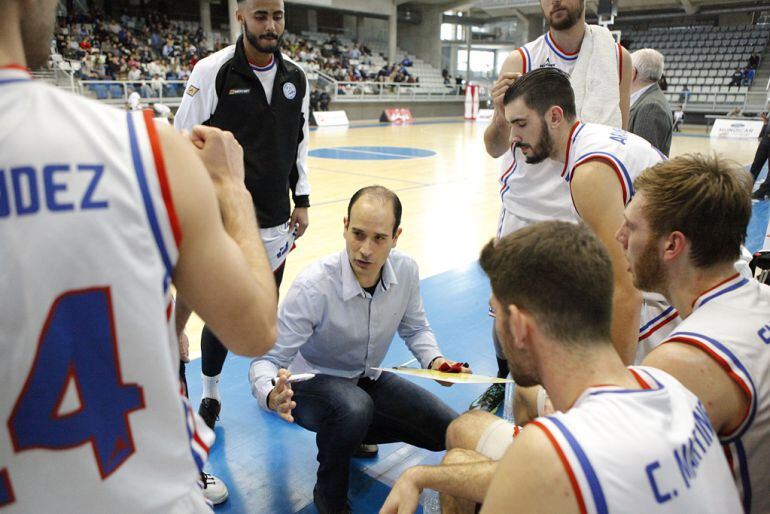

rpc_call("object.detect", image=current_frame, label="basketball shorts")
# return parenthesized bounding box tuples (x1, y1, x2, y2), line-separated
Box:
(260, 220, 297, 272)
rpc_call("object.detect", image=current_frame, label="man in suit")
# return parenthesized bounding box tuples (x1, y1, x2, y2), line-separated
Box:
(628, 48, 673, 155)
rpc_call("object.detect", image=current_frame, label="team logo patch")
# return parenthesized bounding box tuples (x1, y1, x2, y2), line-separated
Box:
(228, 88, 251, 95)
(283, 82, 297, 100)
(185, 85, 199, 97)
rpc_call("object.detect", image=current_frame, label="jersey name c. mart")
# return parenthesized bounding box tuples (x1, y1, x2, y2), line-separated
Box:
(663, 274, 770, 514)
(0, 67, 212, 513)
(533, 366, 741, 513)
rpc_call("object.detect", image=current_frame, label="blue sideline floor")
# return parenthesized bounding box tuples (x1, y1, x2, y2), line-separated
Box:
(187, 162, 770, 513)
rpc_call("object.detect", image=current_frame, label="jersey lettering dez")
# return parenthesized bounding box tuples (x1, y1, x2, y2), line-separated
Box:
(0, 164, 108, 216)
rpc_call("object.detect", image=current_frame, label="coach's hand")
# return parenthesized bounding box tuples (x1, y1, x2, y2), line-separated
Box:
(268, 368, 296, 423)
(429, 357, 472, 387)
(491, 72, 521, 113)
(290, 207, 309, 238)
(188, 125, 245, 186)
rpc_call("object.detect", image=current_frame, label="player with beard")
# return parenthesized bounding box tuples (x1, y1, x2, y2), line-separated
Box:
(380, 222, 740, 514)
(618, 155, 770, 514)
(471, 0, 632, 414)
(174, 0, 311, 442)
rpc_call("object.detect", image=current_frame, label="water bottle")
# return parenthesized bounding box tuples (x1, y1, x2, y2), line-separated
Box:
(502, 375, 515, 423)
(421, 488, 441, 513)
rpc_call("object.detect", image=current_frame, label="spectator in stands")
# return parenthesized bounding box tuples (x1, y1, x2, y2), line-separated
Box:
(310, 88, 321, 113)
(442, 68, 452, 85)
(728, 67, 743, 87)
(319, 89, 330, 111)
(678, 84, 690, 103)
(401, 55, 413, 67)
(745, 66, 756, 87)
(726, 106, 743, 117)
(749, 52, 760, 70)
(673, 105, 684, 132)
(628, 48, 673, 155)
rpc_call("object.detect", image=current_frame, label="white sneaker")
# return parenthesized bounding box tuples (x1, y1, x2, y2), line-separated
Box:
(201, 472, 229, 505)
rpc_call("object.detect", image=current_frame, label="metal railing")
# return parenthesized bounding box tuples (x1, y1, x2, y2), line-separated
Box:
(330, 80, 464, 101)
(77, 80, 188, 106)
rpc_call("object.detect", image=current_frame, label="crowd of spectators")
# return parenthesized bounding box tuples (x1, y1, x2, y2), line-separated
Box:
(282, 32, 419, 93)
(53, 11, 434, 99)
(54, 9, 222, 96)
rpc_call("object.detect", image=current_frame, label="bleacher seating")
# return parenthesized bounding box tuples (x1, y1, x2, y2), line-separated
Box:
(625, 24, 769, 109)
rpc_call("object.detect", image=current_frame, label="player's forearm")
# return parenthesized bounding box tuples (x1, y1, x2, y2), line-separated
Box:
(217, 183, 278, 338)
(611, 285, 642, 365)
(411, 462, 497, 504)
(484, 113, 510, 158)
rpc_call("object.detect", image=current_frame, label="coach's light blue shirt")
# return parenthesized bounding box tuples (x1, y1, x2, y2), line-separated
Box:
(249, 249, 443, 410)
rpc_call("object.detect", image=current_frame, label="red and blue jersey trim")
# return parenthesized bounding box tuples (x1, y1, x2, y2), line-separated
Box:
(126, 111, 174, 293)
(249, 55, 275, 72)
(180, 388, 211, 473)
(663, 330, 756, 442)
(545, 32, 579, 62)
(560, 121, 582, 179)
(142, 110, 182, 247)
(638, 305, 679, 342)
(0, 64, 32, 86)
(535, 417, 608, 514)
(692, 273, 747, 310)
(499, 143, 518, 200)
(571, 151, 635, 205)
(517, 47, 531, 73)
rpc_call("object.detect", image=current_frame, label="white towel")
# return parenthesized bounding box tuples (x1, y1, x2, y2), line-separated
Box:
(570, 24, 622, 128)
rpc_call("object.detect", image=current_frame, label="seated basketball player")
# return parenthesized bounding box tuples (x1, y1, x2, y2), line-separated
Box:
(620, 155, 770, 514)
(249, 186, 468, 514)
(381, 222, 741, 514)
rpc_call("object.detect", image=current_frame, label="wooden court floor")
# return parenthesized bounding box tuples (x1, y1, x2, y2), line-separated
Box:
(183, 118, 763, 356)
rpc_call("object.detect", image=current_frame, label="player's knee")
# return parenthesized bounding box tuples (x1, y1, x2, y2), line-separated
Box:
(446, 409, 493, 450)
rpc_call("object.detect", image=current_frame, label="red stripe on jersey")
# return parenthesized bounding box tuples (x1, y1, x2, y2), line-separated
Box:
(516, 47, 528, 74)
(691, 273, 740, 309)
(561, 121, 581, 178)
(638, 311, 679, 342)
(532, 420, 588, 514)
(628, 368, 652, 390)
(573, 155, 629, 204)
(663, 336, 752, 438)
(0, 64, 31, 75)
(618, 43, 623, 84)
(548, 32, 579, 56)
(142, 110, 182, 247)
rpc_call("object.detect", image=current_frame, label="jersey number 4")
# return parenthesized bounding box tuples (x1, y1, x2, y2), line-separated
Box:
(1, 288, 145, 506)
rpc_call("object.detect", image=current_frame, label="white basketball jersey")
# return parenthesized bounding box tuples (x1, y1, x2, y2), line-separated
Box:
(534, 366, 741, 513)
(0, 67, 212, 513)
(663, 274, 770, 514)
(497, 30, 622, 229)
(563, 121, 665, 212)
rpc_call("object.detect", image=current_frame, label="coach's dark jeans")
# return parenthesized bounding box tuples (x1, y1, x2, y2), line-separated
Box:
(291, 372, 458, 509)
